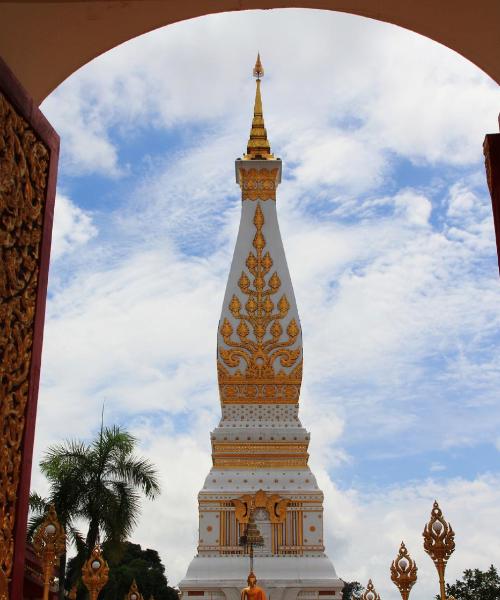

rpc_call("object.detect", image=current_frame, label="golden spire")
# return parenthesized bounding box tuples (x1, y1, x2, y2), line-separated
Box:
(245, 54, 274, 160)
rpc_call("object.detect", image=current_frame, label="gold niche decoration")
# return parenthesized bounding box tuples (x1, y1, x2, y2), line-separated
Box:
(217, 203, 302, 404)
(361, 580, 381, 600)
(0, 92, 50, 599)
(32, 505, 66, 600)
(232, 489, 289, 525)
(423, 501, 455, 600)
(239, 168, 279, 202)
(390, 541, 417, 600)
(81, 545, 109, 600)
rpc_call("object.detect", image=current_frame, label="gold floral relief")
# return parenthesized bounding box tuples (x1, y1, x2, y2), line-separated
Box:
(0, 92, 49, 598)
(239, 168, 278, 201)
(217, 203, 302, 404)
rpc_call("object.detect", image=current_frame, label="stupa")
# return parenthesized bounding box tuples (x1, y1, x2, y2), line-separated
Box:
(179, 55, 343, 600)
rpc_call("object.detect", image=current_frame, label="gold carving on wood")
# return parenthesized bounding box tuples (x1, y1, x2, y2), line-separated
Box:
(218, 203, 302, 404)
(239, 168, 278, 201)
(0, 92, 49, 599)
(232, 489, 289, 524)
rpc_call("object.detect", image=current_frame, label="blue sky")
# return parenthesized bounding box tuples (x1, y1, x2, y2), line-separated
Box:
(32, 8, 500, 598)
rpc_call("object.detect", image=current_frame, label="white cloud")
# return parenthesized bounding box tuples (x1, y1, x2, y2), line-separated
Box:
(447, 182, 478, 217)
(284, 130, 387, 195)
(430, 462, 446, 472)
(393, 189, 432, 226)
(51, 193, 98, 260)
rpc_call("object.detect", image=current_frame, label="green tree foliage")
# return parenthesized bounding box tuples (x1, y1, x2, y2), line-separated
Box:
(29, 425, 160, 597)
(342, 581, 363, 600)
(438, 566, 500, 600)
(67, 542, 178, 600)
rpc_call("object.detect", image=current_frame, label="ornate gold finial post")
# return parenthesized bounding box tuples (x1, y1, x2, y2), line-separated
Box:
(33, 505, 66, 600)
(81, 545, 109, 600)
(361, 579, 381, 600)
(390, 541, 417, 600)
(125, 579, 144, 600)
(423, 501, 455, 600)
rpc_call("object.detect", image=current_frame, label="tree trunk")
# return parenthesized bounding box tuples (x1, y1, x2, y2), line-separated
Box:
(86, 518, 99, 551)
(58, 549, 67, 600)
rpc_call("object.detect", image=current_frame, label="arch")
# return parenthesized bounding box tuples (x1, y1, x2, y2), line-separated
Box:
(0, 0, 499, 106)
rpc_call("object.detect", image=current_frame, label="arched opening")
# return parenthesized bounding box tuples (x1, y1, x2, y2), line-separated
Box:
(1, 6, 499, 600)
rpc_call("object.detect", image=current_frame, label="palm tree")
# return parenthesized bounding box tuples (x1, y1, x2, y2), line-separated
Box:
(29, 425, 160, 599)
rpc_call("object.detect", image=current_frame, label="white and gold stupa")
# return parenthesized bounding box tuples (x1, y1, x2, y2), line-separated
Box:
(179, 56, 343, 600)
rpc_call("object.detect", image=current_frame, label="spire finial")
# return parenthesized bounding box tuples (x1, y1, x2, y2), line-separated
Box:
(245, 53, 274, 160)
(253, 53, 264, 80)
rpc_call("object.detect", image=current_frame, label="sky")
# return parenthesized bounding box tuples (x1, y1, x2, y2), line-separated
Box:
(30, 8, 500, 599)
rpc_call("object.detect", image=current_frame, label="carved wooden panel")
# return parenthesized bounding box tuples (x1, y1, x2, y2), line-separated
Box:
(0, 56, 59, 600)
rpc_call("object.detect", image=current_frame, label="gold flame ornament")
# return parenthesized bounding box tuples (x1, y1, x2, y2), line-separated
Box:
(81, 545, 109, 600)
(253, 53, 264, 79)
(361, 580, 381, 600)
(423, 501, 455, 600)
(390, 541, 417, 600)
(126, 579, 144, 600)
(33, 505, 66, 600)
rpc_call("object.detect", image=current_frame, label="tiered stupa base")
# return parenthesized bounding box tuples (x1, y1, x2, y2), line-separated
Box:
(180, 555, 343, 600)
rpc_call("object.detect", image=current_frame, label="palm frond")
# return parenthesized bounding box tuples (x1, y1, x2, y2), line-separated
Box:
(114, 456, 161, 499)
(29, 492, 47, 515)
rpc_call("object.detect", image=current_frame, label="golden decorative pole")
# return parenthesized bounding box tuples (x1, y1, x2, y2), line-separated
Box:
(81, 545, 109, 600)
(125, 579, 144, 600)
(390, 541, 417, 600)
(423, 501, 455, 600)
(33, 504, 66, 600)
(361, 579, 381, 600)
(239, 510, 264, 573)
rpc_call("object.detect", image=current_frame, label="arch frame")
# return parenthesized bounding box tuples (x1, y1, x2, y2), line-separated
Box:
(0, 0, 499, 105)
